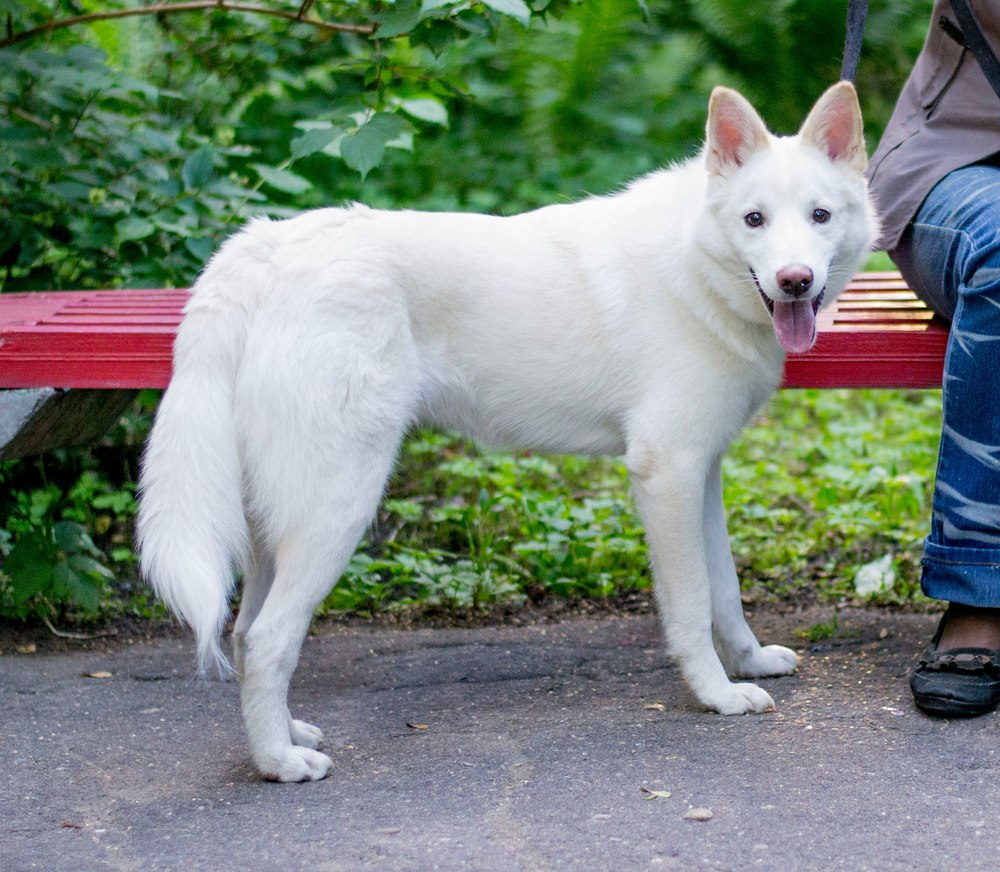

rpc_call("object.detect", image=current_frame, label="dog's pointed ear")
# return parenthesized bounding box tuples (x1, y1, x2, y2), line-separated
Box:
(799, 81, 867, 173)
(705, 87, 771, 177)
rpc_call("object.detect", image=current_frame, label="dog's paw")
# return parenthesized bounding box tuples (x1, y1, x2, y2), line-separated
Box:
(732, 644, 799, 678)
(260, 746, 333, 783)
(703, 681, 775, 715)
(289, 718, 324, 750)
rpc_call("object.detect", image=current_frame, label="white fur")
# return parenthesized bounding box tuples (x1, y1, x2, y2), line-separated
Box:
(136, 82, 877, 782)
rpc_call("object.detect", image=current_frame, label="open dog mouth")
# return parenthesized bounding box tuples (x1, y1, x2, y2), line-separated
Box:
(750, 268, 825, 354)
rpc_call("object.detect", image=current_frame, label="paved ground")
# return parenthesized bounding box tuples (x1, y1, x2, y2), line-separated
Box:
(2, 605, 998, 871)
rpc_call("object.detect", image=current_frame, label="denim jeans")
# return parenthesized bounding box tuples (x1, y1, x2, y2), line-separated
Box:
(892, 163, 1000, 607)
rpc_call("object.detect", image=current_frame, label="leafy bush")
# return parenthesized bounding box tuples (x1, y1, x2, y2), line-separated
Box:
(1, 0, 934, 291)
(0, 0, 553, 290)
(3, 518, 113, 619)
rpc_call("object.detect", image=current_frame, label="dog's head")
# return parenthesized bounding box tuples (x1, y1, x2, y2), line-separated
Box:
(702, 82, 878, 354)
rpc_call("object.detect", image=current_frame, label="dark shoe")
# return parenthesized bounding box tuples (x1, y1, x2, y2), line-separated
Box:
(910, 617, 1000, 717)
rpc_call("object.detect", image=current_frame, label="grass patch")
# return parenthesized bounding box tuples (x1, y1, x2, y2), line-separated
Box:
(726, 388, 940, 606)
(0, 388, 941, 625)
(320, 389, 942, 617)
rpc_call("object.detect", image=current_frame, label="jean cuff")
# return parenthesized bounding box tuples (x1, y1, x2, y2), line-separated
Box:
(920, 539, 1000, 606)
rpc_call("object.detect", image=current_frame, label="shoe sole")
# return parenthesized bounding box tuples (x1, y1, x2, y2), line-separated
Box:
(912, 692, 1000, 718)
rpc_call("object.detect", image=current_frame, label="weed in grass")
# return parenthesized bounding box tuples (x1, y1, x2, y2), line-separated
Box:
(796, 614, 840, 643)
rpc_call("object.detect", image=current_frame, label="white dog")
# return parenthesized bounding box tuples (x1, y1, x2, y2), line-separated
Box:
(137, 82, 877, 782)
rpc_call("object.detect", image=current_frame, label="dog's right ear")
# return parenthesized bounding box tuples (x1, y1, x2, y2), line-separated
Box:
(705, 87, 771, 177)
(798, 81, 867, 174)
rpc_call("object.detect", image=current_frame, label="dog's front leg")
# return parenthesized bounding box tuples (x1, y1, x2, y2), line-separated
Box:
(703, 458, 798, 679)
(627, 445, 775, 714)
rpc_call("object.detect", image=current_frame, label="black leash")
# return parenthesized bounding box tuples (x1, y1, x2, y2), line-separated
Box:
(947, 0, 1000, 100)
(844, 0, 1000, 95)
(840, 0, 868, 82)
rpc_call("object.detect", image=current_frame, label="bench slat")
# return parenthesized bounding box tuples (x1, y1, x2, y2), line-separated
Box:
(0, 290, 183, 389)
(0, 277, 949, 391)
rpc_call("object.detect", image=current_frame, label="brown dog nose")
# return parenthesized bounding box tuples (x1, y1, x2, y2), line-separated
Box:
(776, 265, 813, 297)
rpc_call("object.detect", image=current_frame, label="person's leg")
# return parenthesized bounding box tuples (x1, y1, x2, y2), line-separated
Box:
(890, 164, 1000, 715)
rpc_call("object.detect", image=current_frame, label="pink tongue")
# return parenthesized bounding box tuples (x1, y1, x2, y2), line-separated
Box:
(772, 300, 816, 353)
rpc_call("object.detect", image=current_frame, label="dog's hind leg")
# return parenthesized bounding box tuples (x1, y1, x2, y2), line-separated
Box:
(232, 537, 325, 752)
(237, 441, 402, 782)
(233, 300, 418, 781)
(232, 532, 273, 679)
(703, 459, 798, 679)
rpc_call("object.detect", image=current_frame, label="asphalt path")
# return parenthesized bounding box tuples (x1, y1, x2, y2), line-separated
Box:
(2, 606, 998, 871)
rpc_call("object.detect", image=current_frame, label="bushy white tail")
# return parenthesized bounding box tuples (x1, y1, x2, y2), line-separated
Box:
(136, 295, 250, 676)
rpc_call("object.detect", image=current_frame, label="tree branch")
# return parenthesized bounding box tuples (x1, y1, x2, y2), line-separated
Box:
(0, 1, 377, 50)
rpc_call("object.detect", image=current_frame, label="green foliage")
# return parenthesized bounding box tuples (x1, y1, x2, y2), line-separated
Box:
(0, 397, 153, 622)
(725, 389, 942, 606)
(797, 613, 840, 643)
(1, 0, 934, 290)
(2, 502, 114, 619)
(321, 432, 648, 614)
(0, 0, 554, 290)
(0, 0, 942, 622)
(319, 390, 940, 616)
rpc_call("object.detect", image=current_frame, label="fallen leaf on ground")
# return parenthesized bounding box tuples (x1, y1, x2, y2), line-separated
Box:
(406, 722, 429, 730)
(640, 787, 672, 800)
(82, 671, 113, 679)
(854, 553, 895, 596)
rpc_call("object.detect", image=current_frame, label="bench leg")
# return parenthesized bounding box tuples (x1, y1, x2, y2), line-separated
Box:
(0, 388, 138, 460)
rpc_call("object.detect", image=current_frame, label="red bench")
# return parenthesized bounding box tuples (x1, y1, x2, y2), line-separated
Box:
(0, 273, 949, 458)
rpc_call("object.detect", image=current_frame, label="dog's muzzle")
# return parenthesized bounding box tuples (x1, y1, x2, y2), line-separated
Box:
(750, 268, 825, 353)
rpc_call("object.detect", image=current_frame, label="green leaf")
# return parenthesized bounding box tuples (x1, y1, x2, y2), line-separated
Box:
(91, 489, 136, 516)
(399, 98, 449, 126)
(61, 559, 104, 613)
(289, 127, 340, 161)
(4, 538, 54, 604)
(54, 521, 91, 555)
(48, 181, 92, 202)
(117, 217, 156, 242)
(375, 0, 423, 38)
(482, 0, 532, 26)
(252, 164, 313, 195)
(184, 237, 215, 262)
(52, 561, 74, 600)
(68, 554, 116, 582)
(340, 113, 408, 178)
(182, 147, 215, 191)
(385, 498, 425, 523)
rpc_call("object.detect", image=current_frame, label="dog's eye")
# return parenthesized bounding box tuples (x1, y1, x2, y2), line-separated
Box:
(812, 208, 831, 224)
(744, 211, 765, 228)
